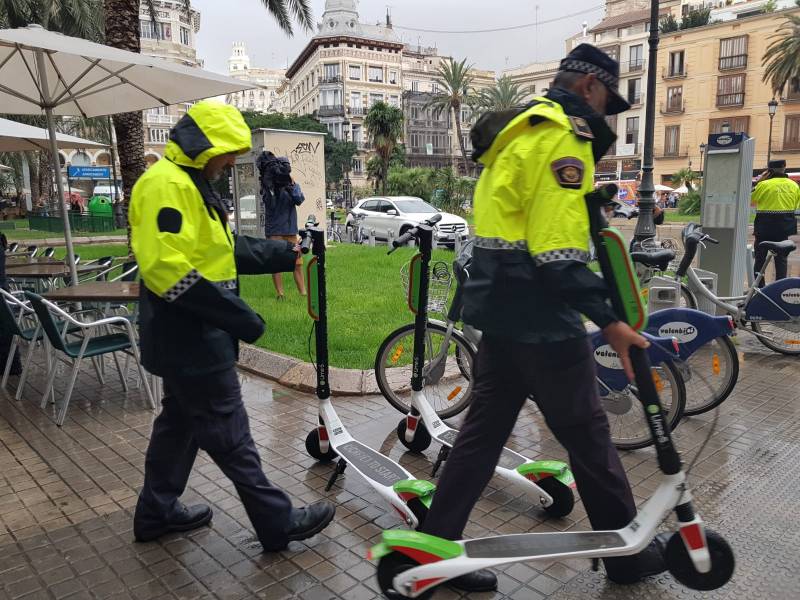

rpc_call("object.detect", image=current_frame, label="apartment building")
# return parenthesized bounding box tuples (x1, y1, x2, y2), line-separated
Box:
(654, 5, 800, 183)
(284, 0, 403, 184)
(227, 43, 286, 113)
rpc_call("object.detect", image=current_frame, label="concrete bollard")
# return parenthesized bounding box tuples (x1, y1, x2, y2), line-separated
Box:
(368, 229, 376, 247)
(454, 235, 462, 256)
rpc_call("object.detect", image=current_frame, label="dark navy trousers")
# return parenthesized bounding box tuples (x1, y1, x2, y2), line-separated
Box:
(135, 367, 293, 550)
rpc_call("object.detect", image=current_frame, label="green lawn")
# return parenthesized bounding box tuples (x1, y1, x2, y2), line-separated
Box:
(3, 218, 127, 240)
(240, 244, 455, 370)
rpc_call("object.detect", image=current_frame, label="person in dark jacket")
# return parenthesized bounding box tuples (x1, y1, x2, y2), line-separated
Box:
(259, 152, 306, 300)
(129, 101, 335, 553)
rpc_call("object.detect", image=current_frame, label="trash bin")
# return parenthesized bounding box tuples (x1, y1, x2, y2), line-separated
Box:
(88, 195, 113, 217)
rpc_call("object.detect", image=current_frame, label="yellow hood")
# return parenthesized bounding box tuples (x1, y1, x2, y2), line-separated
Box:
(164, 101, 252, 169)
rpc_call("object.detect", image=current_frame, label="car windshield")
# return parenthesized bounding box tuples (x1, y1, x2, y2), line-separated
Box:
(393, 199, 438, 213)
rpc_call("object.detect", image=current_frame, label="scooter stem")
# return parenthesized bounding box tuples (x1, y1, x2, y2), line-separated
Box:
(307, 228, 330, 399)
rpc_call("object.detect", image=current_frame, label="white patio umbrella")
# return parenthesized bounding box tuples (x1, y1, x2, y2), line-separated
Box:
(0, 117, 105, 151)
(654, 184, 674, 192)
(0, 24, 254, 284)
(673, 185, 689, 194)
(0, 164, 10, 171)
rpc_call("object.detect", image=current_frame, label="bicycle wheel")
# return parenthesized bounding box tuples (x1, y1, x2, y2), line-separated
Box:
(679, 336, 739, 416)
(375, 321, 476, 419)
(602, 360, 686, 451)
(679, 283, 697, 309)
(750, 320, 800, 356)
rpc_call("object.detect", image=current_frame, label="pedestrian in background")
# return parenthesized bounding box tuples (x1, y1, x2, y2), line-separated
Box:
(751, 159, 800, 284)
(258, 151, 307, 300)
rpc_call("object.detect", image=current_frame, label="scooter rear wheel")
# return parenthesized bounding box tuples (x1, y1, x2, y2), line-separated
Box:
(305, 429, 338, 463)
(536, 476, 575, 518)
(377, 553, 435, 600)
(397, 419, 432, 453)
(665, 529, 735, 591)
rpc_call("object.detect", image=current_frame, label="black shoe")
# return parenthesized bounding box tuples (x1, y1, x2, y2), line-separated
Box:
(449, 569, 498, 592)
(134, 503, 212, 543)
(605, 533, 670, 584)
(286, 500, 335, 542)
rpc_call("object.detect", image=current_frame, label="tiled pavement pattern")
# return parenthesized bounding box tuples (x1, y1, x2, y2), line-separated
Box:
(1, 333, 799, 600)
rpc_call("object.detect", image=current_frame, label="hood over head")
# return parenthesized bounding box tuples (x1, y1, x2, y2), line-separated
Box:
(165, 101, 252, 169)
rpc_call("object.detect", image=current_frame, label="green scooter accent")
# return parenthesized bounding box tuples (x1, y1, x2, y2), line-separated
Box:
(516, 460, 575, 487)
(598, 226, 648, 332)
(369, 530, 463, 562)
(393, 479, 436, 509)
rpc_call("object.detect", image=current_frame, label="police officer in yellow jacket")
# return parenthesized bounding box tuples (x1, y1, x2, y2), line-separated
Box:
(419, 45, 668, 592)
(751, 159, 800, 284)
(130, 101, 335, 551)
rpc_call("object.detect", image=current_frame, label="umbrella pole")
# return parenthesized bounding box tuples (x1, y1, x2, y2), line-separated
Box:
(36, 51, 79, 286)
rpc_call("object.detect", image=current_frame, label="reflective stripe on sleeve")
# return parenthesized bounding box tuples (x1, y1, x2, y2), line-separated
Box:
(163, 269, 201, 302)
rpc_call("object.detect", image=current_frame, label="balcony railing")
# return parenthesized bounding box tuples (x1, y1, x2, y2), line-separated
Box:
(355, 141, 372, 151)
(145, 114, 177, 125)
(320, 75, 342, 84)
(781, 90, 800, 103)
(716, 93, 744, 108)
(657, 145, 689, 159)
(663, 66, 688, 79)
(620, 59, 646, 74)
(409, 146, 449, 156)
(627, 93, 643, 106)
(719, 54, 747, 71)
(661, 100, 685, 114)
(615, 143, 639, 157)
(318, 105, 345, 117)
(348, 106, 367, 116)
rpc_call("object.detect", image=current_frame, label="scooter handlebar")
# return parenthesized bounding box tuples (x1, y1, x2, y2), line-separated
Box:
(299, 232, 313, 254)
(388, 214, 443, 254)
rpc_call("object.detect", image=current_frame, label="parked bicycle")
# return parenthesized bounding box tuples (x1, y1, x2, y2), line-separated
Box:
(326, 210, 343, 243)
(677, 223, 800, 356)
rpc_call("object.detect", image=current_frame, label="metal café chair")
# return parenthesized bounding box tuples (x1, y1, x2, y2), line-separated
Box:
(24, 292, 155, 426)
(25, 245, 38, 258)
(0, 289, 43, 397)
(43, 247, 55, 258)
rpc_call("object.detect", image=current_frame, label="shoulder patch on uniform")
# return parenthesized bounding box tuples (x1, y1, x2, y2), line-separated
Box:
(157, 207, 182, 234)
(551, 158, 585, 189)
(568, 116, 594, 140)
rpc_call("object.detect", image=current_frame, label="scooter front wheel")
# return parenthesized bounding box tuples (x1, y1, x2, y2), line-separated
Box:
(665, 529, 735, 591)
(536, 476, 575, 518)
(397, 419, 432, 453)
(377, 552, 435, 600)
(305, 429, 338, 462)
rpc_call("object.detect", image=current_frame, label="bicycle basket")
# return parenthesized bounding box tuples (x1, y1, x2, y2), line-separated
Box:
(401, 260, 452, 315)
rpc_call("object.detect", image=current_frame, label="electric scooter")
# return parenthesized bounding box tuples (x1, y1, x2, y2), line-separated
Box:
(387, 216, 576, 518)
(368, 185, 735, 598)
(301, 223, 435, 530)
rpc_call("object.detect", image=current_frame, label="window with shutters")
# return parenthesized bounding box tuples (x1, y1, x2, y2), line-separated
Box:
(709, 116, 750, 135)
(668, 51, 685, 77)
(719, 35, 748, 71)
(349, 65, 361, 80)
(666, 86, 683, 112)
(785, 115, 800, 150)
(716, 74, 745, 107)
(368, 66, 383, 82)
(664, 125, 680, 156)
(785, 77, 800, 101)
(625, 117, 639, 145)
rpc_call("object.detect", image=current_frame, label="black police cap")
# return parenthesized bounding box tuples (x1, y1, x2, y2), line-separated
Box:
(768, 159, 786, 169)
(559, 43, 631, 115)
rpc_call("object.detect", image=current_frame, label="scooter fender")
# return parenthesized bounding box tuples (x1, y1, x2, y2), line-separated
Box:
(646, 308, 734, 360)
(516, 460, 575, 488)
(592, 330, 679, 394)
(745, 277, 800, 321)
(368, 529, 463, 563)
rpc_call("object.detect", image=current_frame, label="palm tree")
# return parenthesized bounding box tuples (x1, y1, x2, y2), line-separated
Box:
(104, 0, 314, 235)
(426, 58, 475, 175)
(762, 14, 800, 96)
(478, 76, 528, 112)
(0, 0, 103, 38)
(364, 101, 403, 194)
(671, 167, 698, 192)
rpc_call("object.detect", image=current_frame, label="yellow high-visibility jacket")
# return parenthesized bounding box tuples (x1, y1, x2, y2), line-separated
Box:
(130, 101, 296, 377)
(752, 176, 800, 214)
(463, 90, 619, 343)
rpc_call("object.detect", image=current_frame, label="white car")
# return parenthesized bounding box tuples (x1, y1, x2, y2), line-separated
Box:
(346, 196, 468, 247)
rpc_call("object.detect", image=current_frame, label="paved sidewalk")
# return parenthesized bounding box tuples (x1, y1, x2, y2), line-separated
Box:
(0, 334, 799, 599)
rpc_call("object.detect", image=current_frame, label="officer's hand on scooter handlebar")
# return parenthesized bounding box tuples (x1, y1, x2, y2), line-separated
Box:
(602, 321, 651, 381)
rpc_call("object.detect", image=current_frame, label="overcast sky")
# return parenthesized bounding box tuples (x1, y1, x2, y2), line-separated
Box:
(192, 0, 604, 76)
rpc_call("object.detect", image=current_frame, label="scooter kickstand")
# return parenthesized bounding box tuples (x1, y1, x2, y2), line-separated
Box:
(431, 446, 449, 477)
(326, 458, 347, 492)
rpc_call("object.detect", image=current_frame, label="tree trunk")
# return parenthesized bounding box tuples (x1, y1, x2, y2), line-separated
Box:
(453, 106, 470, 176)
(104, 0, 145, 247)
(26, 151, 40, 204)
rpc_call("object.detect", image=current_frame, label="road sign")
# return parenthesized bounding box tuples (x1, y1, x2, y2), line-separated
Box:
(67, 166, 111, 179)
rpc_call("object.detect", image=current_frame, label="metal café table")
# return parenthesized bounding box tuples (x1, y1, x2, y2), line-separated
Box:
(43, 280, 140, 303)
(6, 256, 64, 265)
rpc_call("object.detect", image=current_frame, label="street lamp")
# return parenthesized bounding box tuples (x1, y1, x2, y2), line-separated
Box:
(699, 142, 706, 175)
(633, 0, 662, 245)
(767, 98, 779, 166)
